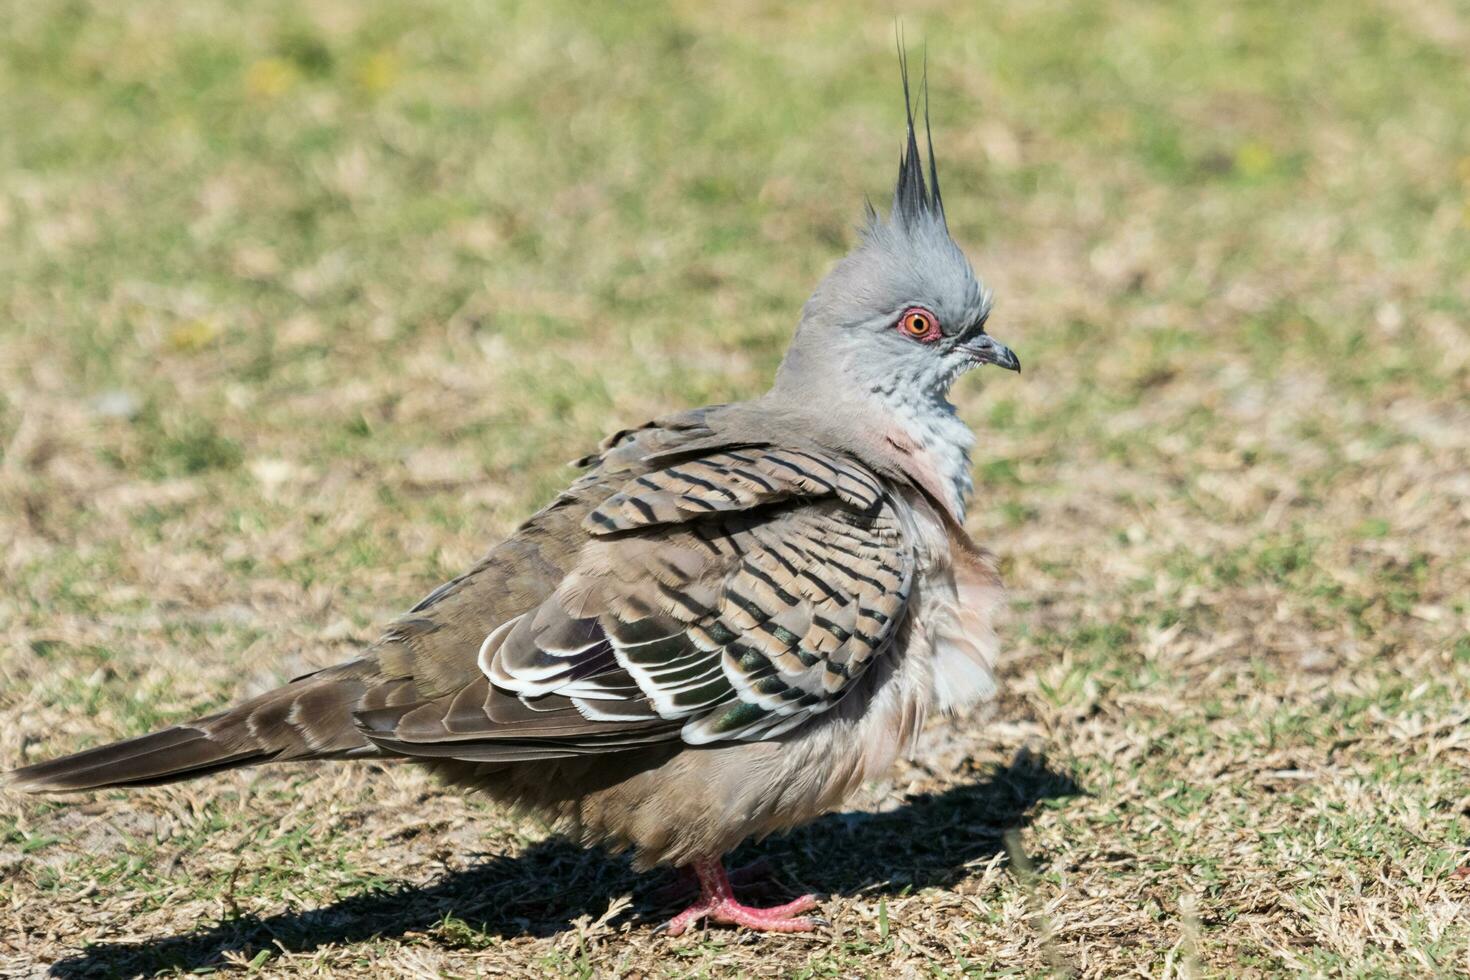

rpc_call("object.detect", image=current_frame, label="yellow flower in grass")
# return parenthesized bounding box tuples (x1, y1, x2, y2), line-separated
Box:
(246, 57, 298, 99)
(167, 318, 218, 352)
(354, 50, 399, 95)
(1233, 140, 1275, 179)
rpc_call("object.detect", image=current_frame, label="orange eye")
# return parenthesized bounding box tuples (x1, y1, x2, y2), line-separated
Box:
(897, 307, 939, 342)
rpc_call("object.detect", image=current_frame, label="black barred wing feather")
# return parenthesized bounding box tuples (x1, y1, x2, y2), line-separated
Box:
(585, 447, 884, 533)
(491, 446, 914, 745)
(354, 441, 916, 760)
(637, 504, 910, 742)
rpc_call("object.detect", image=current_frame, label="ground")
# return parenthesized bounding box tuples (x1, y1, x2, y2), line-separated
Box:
(2, 1, 1469, 976)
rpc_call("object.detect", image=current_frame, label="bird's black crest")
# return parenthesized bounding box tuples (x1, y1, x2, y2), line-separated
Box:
(892, 41, 945, 230)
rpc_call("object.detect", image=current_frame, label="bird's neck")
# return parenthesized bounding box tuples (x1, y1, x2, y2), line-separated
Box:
(757, 384, 975, 522)
(873, 393, 975, 522)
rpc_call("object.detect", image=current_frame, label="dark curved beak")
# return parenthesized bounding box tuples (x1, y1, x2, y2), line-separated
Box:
(959, 334, 1021, 373)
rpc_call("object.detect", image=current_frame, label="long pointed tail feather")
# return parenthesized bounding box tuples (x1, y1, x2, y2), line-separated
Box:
(7, 664, 378, 793)
(8, 727, 274, 791)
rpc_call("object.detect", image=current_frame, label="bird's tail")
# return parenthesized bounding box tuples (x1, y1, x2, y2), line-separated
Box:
(7, 663, 380, 793)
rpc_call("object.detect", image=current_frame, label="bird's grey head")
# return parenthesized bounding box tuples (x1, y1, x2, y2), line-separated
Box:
(771, 59, 1019, 415)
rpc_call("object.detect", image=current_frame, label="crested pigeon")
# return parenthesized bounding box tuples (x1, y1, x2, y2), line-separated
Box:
(9, 60, 1020, 936)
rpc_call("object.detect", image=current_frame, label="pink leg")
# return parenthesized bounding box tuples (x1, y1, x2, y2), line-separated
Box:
(650, 855, 776, 905)
(660, 855, 824, 936)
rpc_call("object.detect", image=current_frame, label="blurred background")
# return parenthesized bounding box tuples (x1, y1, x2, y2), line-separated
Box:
(2, 1, 1468, 975)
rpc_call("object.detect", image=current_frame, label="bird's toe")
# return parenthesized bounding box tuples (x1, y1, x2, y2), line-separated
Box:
(708, 894, 824, 933)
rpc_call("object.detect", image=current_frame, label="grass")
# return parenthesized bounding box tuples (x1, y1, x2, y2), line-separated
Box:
(2, 0, 1468, 975)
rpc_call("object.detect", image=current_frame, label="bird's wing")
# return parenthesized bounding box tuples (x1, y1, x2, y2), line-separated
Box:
(353, 417, 917, 760)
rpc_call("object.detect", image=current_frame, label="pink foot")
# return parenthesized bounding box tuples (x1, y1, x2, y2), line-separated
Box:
(659, 856, 825, 936)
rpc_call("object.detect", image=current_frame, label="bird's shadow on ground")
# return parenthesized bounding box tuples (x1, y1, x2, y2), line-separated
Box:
(47, 756, 1081, 978)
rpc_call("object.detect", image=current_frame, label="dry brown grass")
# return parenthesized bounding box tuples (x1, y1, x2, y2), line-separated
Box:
(2, 0, 1469, 976)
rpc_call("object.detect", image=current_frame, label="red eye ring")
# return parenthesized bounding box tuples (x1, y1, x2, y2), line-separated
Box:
(897, 307, 940, 343)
